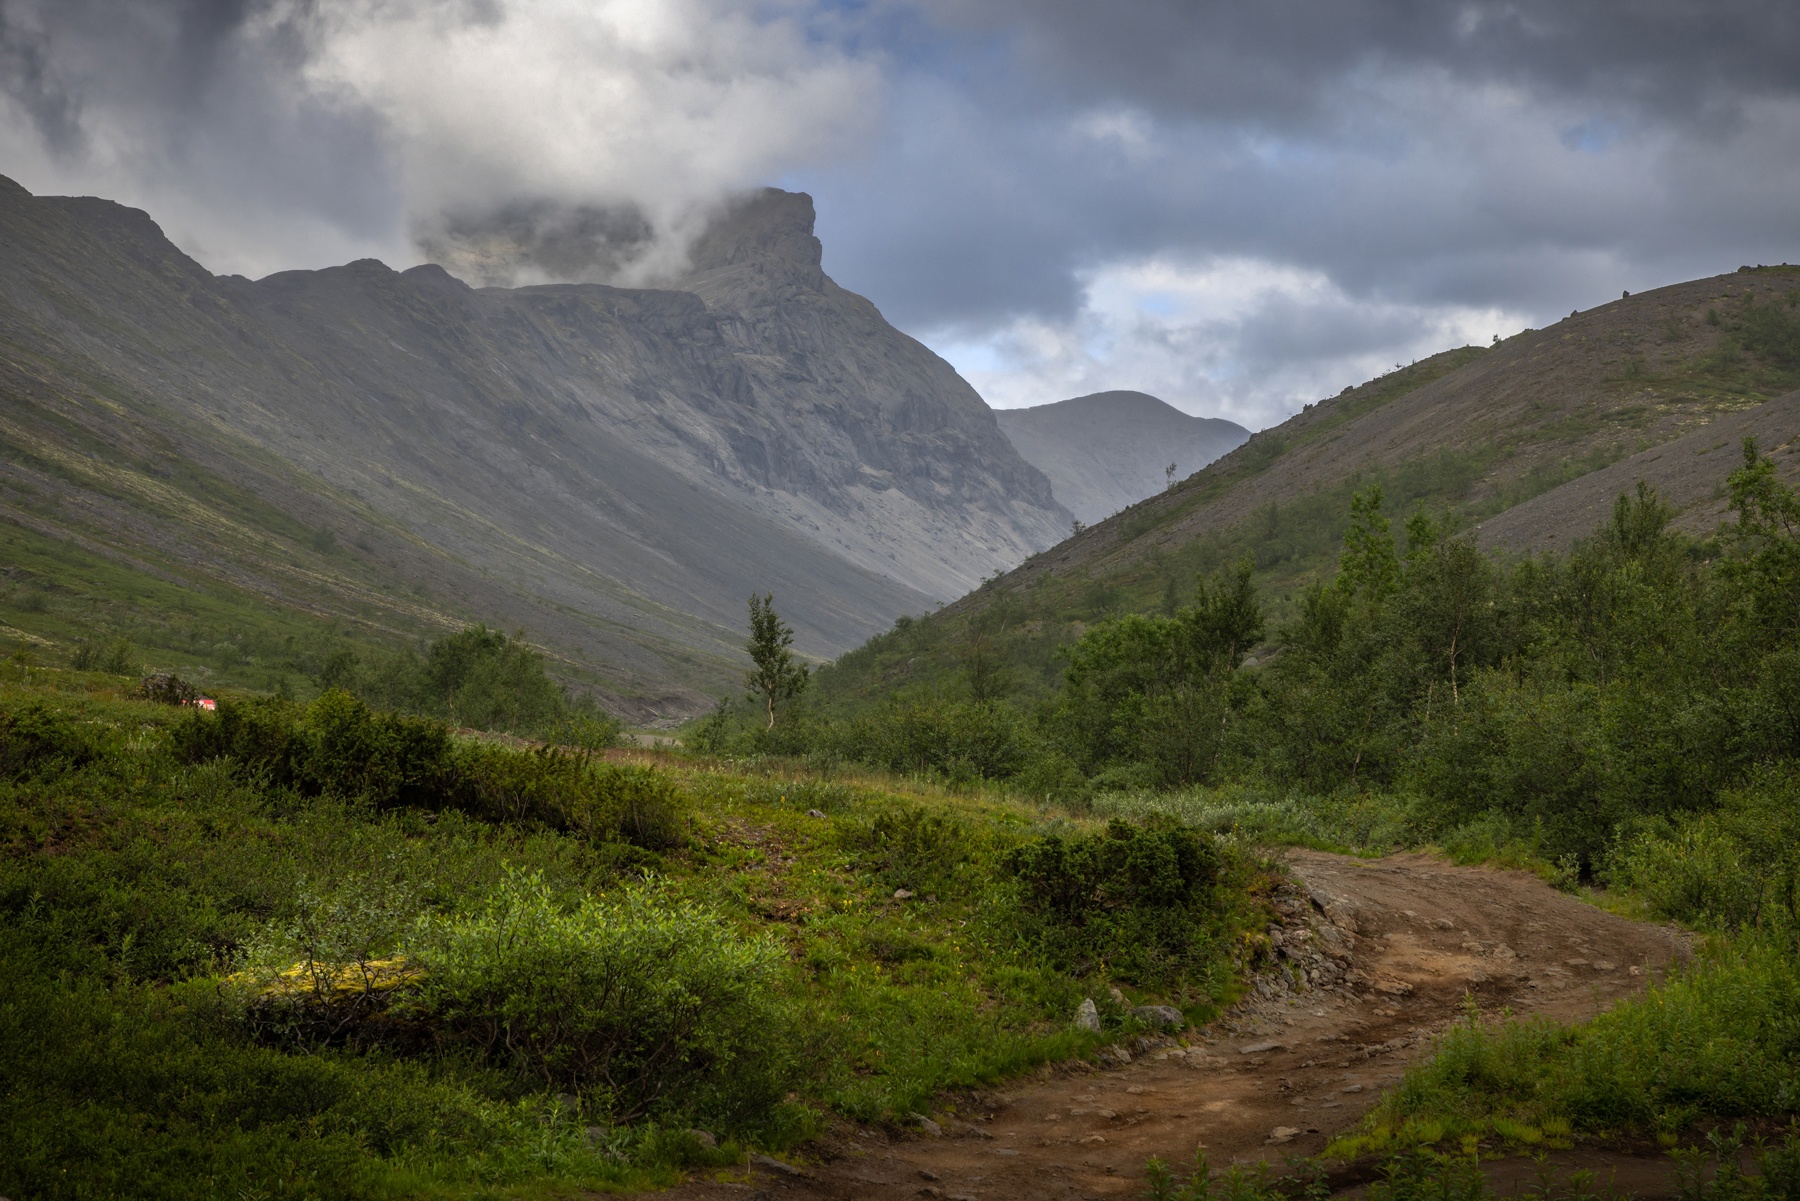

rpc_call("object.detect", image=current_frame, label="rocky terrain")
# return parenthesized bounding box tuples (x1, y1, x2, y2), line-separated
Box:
(997, 391, 1248, 526)
(0, 178, 1069, 714)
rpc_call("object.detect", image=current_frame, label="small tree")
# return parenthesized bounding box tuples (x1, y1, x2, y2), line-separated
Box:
(745, 594, 808, 730)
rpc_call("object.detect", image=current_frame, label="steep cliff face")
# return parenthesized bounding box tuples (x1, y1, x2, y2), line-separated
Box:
(0, 176, 1068, 710)
(674, 190, 1071, 593)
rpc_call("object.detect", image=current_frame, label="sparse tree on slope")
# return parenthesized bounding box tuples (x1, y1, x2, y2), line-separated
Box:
(746, 593, 808, 730)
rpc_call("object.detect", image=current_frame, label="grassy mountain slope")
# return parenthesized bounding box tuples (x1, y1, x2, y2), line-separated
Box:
(815, 267, 1800, 706)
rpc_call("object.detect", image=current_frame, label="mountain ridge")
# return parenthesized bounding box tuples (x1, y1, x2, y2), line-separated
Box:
(0, 177, 1068, 717)
(995, 390, 1249, 525)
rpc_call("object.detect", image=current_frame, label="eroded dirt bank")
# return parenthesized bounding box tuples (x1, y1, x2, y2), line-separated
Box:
(643, 850, 1690, 1201)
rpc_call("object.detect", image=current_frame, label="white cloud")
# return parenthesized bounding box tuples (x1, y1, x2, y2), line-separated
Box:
(288, 0, 883, 279)
(929, 254, 1529, 430)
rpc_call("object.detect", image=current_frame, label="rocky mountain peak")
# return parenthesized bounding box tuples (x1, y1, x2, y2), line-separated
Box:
(685, 188, 823, 278)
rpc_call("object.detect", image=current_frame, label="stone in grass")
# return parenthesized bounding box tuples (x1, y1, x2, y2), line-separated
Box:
(910, 1113, 944, 1137)
(1133, 1004, 1185, 1031)
(1095, 1045, 1133, 1068)
(1074, 997, 1102, 1032)
(894, 888, 916, 900)
(753, 1154, 807, 1177)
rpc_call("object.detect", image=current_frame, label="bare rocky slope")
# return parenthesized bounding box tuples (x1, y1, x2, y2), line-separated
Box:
(996, 391, 1249, 526)
(0, 178, 1069, 716)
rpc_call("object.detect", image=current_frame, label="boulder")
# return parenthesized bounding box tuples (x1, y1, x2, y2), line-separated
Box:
(1074, 996, 1102, 1032)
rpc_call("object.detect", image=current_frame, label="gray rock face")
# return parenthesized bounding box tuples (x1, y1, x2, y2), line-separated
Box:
(0, 177, 1070, 711)
(996, 391, 1248, 526)
(677, 191, 1071, 596)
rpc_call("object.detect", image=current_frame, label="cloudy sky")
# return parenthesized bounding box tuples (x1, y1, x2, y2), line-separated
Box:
(2, 0, 1797, 429)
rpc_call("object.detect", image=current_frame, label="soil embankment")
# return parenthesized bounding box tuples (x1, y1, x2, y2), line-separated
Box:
(649, 850, 1690, 1201)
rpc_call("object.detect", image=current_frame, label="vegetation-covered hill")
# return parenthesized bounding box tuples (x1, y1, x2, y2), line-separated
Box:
(814, 267, 1800, 706)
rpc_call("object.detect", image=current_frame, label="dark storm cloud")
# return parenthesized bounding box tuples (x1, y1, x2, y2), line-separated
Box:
(1, 0, 1795, 422)
(0, 0, 399, 259)
(923, 0, 1800, 126)
(799, 0, 1800, 375)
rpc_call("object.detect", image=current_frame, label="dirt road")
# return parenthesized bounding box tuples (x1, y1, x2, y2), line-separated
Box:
(651, 850, 1690, 1201)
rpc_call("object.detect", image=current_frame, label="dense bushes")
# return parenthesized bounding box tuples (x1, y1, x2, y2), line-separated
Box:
(1614, 767, 1800, 933)
(412, 871, 794, 1123)
(316, 624, 621, 744)
(171, 690, 681, 844)
(1004, 816, 1226, 988)
(0, 701, 99, 778)
(0, 680, 1270, 1195)
(711, 442, 1800, 880)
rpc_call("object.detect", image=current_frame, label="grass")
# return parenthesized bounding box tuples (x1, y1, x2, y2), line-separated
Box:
(1330, 939, 1800, 1163)
(0, 513, 433, 696)
(0, 675, 1270, 1199)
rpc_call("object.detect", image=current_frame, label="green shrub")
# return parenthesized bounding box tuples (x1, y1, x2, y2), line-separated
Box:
(1003, 815, 1224, 987)
(70, 636, 139, 675)
(852, 803, 976, 893)
(410, 871, 795, 1125)
(172, 692, 686, 844)
(586, 763, 687, 851)
(0, 701, 100, 779)
(1613, 768, 1800, 932)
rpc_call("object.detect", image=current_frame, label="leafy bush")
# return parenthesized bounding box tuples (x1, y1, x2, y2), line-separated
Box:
(1613, 768, 1800, 933)
(0, 701, 99, 779)
(851, 804, 976, 893)
(586, 763, 687, 851)
(172, 691, 685, 844)
(411, 871, 794, 1125)
(70, 636, 139, 675)
(829, 697, 1032, 782)
(1003, 815, 1225, 987)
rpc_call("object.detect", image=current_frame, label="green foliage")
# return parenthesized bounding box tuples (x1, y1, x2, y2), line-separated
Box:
(0, 681, 1262, 1194)
(0, 700, 99, 779)
(171, 689, 682, 844)
(1004, 816, 1225, 987)
(412, 870, 795, 1125)
(1359, 941, 1800, 1148)
(315, 623, 611, 740)
(1614, 767, 1800, 933)
(426, 625, 565, 733)
(745, 593, 809, 730)
(70, 635, 139, 675)
(852, 804, 976, 893)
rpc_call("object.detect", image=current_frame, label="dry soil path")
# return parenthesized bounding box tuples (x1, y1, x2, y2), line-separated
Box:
(645, 850, 1690, 1201)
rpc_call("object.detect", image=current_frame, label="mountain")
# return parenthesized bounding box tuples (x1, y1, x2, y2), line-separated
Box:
(994, 391, 1249, 525)
(0, 178, 1068, 718)
(816, 267, 1800, 705)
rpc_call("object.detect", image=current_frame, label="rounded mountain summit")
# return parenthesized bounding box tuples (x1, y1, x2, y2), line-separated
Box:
(995, 391, 1250, 526)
